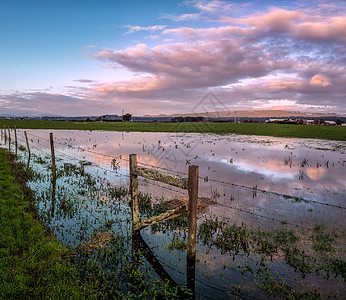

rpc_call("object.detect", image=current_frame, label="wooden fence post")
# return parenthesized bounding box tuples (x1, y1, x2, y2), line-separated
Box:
(50, 133, 56, 179)
(14, 126, 17, 157)
(187, 165, 199, 259)
(1, 126, 3, 141)
(187, 165, 198, 294)
(129, 154, 139, 231)
(4, 126, 6, 144)
(8, 127, 11, 151)
(24, 131, 31, 167)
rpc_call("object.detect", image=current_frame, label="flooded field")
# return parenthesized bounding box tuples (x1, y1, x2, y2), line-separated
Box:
(2, 129, 345, 299)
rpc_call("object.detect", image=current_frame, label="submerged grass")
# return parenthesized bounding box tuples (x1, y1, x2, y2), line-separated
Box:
(0, 148, 86, 299)
(4, 141, 345, 299)
(0, 149, 190, 298)
(1, 119, 346, 141)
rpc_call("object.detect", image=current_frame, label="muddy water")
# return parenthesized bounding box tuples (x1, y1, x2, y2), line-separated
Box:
(9, 129, 346, 298)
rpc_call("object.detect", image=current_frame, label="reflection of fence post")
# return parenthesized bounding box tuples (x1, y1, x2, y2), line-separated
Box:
(8, 127, 11, 151)
(14, 126, 17, 156)
(187, 165, 198, 295)
(129, 154, 139, 231)
(24, 131, 31, 167)
(50, 133, 56, 179)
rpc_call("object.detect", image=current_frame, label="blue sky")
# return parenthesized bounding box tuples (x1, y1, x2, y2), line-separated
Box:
(0, 0, 345, 116)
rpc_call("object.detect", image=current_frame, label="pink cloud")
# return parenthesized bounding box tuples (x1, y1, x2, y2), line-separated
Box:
(221, 7, 346, 43)
(88, 2, 346, 114)
(92, 39, 294, 91)
(309, 74, 332, 87)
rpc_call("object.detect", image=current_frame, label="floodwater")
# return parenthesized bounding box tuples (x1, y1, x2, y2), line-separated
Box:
(5, 129, 346, 298)
(19, 129, 346, 227)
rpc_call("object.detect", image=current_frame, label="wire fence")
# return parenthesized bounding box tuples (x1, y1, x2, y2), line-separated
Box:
(3, 128, 345, 233)
(1, 127, 345, 298)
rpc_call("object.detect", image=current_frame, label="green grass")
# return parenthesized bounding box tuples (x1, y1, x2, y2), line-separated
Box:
(1, 119, 345, 141)
(0, 149, 86, 299)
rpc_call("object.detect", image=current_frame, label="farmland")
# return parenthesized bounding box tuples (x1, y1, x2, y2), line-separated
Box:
(1, 126, 345, 298)
(1, 119, 346, 141)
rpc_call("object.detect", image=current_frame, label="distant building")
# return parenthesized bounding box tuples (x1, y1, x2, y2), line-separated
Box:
(266, 119, 286, 123)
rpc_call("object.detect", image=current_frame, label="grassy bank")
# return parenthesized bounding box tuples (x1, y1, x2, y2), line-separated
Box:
(1, 119, 345, 141)
(0, 148, 86, 299)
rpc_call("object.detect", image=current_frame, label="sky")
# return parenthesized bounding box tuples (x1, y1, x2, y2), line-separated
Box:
(0, 0, 345, 117)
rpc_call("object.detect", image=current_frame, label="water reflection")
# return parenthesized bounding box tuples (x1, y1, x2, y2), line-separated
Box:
(16, 129, 346, 228)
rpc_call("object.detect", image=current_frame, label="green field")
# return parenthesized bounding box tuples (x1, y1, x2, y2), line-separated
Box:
(1, 119, 346, 141)
(0, 149, 87, 299)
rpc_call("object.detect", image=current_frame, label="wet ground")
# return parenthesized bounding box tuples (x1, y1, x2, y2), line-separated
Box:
(3, 129, 345, 299)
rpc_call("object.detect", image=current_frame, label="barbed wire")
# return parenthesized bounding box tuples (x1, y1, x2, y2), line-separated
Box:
(7, 131, 346, 212)
(201, 176, 346, 210)
(213, 202, 313, 231)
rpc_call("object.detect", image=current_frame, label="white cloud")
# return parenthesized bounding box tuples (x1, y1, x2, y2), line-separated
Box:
(160, 13, 200, 21)
(123, 25, 167, 34)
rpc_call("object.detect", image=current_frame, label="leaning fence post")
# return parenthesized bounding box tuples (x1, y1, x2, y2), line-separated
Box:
(129, 154, 139, 231)
(50, 133, 56, 179)
(187, 165, 198, 294)
(24, 131, 31, 167)
(8, 127, 11, 151)
(14, 126, 17, 157)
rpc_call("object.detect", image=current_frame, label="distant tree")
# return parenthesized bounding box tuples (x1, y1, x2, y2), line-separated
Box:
(171, 117, 184, 123)
(336, 119, 343, 126)
(122, 113, 132, 122)
(85, 117, 93, 122)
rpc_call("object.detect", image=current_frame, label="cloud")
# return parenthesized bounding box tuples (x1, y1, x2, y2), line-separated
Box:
(82, 45, 96, 49)
(92, 40, 294, 88)
(74, 79, 96, 83)
(309, 74, 332, 86)
(0, 91, 124, 116)
(160, 1, 237, 23)
(122, 25, 167, 34)
(192, 0, 233, 13)
(87, 3, 346, 115)
(160, 13, 200, 22)
(221, 7, 346, 43)
(5, 2, 346, 117)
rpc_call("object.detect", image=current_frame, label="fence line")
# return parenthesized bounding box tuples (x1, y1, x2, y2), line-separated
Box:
(15, 130, 346, 211)
(4, 130, 345, 231)
(4, 130, 346, 229)
(1, 127, 345, 298)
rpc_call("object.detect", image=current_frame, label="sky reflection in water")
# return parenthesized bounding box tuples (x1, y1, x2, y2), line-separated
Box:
(21, 129, 346, 229)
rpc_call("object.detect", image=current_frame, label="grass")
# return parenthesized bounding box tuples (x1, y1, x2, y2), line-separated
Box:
(0, 150, 189, 299)
(0, 148, 86, 299)
(1, 119, 346, 141)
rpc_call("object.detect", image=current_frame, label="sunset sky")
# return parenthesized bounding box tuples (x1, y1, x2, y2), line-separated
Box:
(1, 0, 345, 116)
